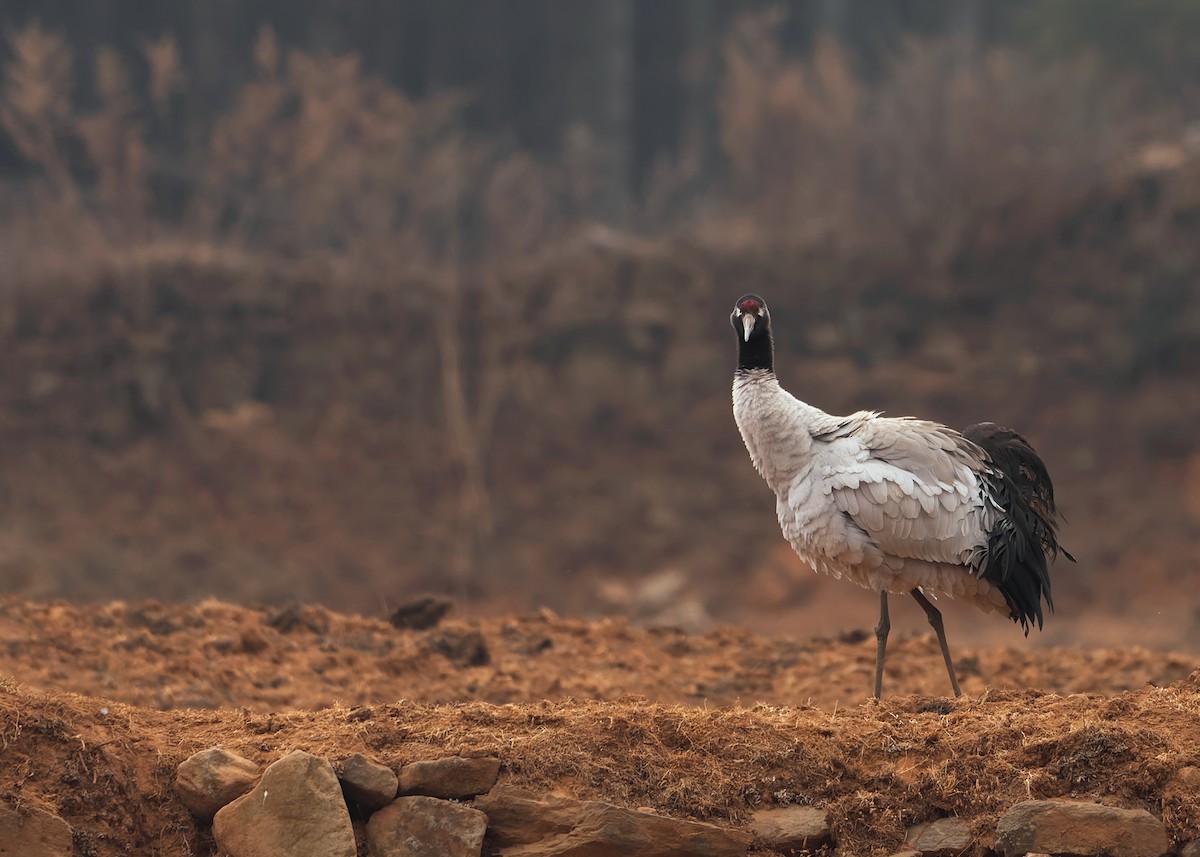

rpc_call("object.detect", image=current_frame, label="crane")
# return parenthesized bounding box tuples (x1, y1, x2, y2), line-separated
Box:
(730, 294, 1072, 699)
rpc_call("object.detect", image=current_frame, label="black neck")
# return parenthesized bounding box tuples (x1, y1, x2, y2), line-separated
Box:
(737, 329, 774, 372)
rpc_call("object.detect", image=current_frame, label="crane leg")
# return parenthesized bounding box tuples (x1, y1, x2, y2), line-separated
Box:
(873, 590, 890, 700)
(911, 589, 962, 698)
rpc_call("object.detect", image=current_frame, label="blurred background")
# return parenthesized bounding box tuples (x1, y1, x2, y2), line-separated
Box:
(0, 0, 1198, 648)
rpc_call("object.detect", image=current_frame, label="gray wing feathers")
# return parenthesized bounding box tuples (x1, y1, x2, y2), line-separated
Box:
(862, 418, 986, 489)
(820, 417, 991, 566)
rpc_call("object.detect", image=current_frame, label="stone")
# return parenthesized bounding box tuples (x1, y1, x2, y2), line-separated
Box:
(996, 800, 1169, 857)
(213, 750, 355, 857)
(398, 756, 500, 799)
(1167, 766, 1200, 793)
(266, 603, 329, 634)
(1162, 766, 1200, 837)
(429, 629, 490, 667)
(475, 784, 752, 857)
(338, 753, 398, 812)
(1180, 841, 1200, 857)
(175, 747, 261, 820)
(389, 596, 452, 630)
(904, 817, 971, 856)
(238, 626, 271, 655)
(366, 795, 487, 857)
(749, 805, 830, 851)
(0, 803, 73, 857)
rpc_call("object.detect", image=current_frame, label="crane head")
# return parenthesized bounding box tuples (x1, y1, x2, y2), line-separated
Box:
(731, 294, 769, 342)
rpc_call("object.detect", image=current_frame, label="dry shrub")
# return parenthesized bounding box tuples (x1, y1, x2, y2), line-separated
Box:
(859, 42, 1158, 266)
(1, 22, 578, 290)
(715, 8, 859, 248)
(0, 25, 76, 196)
(195, 27, 481, 275)
(710, 8, 1177, 267)
(0, 23, 592, 586)
(0, 24, 95, 282)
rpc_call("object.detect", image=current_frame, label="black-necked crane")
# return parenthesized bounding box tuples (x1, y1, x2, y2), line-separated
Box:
(730, 294, 1072, 699)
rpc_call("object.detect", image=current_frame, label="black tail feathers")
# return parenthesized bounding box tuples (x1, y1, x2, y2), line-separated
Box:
(963, 421, 1074, 634)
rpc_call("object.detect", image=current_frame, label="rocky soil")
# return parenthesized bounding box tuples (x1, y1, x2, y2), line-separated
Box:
(1, 596, 1199, 855)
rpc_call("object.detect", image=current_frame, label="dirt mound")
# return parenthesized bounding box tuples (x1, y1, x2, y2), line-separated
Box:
(1, 597, 1194, 712)
(1, 597, 1199, 855)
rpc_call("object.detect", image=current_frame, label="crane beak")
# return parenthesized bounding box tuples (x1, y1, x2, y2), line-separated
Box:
(741, 312, 756, 342)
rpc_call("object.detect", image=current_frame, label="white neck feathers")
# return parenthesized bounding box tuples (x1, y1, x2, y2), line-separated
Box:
(732, 370, 837, 491)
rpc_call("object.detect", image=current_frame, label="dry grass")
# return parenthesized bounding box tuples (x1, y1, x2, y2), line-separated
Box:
(3, 649, 1200, 854)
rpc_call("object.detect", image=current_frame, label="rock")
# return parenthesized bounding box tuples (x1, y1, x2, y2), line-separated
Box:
(175, 747, 261, 820)
(1162, 766, 1200, 836)
(904, 817, 971, 856)
(213, 750, 355, 857)
(996, 800, 1169, 857)
(337, 753, 398, 812)
(238, 626, 271, 655)
(475, 784, 752, 857)
(389, 596, 453, 630)
(366, 795, 487, 857)
(266, 603, 329, 634)
(1180, 841, 1200, 857)
(0, 803, 73, 857)
(749, 805, 830, 851)
(398, 756, 500, 799)
(429, 629, 490, 666)
(1167, 766, 1200, 792)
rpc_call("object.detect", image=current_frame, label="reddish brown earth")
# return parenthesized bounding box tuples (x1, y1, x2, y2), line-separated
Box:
(1, 596, 1199, 855)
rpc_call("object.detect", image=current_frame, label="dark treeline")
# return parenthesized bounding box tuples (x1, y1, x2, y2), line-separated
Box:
(0, 0, 1090, 218)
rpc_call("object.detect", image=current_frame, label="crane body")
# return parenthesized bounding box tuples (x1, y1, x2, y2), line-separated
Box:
(730, 294, 1071, 698)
